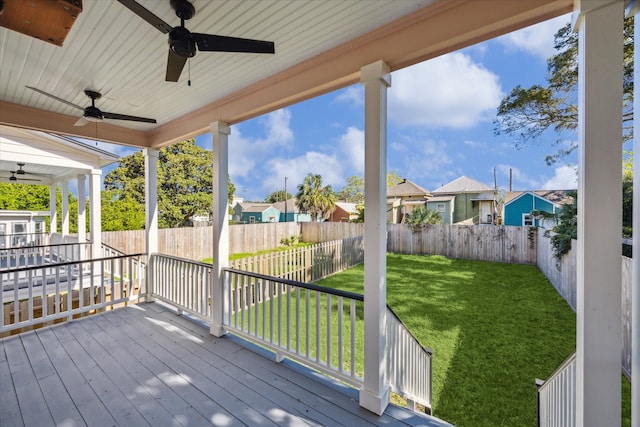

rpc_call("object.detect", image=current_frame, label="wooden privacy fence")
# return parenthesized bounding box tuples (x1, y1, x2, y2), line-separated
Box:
(387, 223, 536, 264)
(537, 228, 632, 378)
(230, 237, 365, 282)
(301, 222, 364, 243)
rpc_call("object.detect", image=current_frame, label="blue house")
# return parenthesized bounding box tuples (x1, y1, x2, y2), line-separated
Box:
(503, 190, 574, 227)
(232, 202, 280, 224)
(272, 198, 312, 222)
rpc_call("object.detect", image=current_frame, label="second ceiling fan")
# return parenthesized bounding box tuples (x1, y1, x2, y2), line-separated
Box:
(117, 0, 276, 82)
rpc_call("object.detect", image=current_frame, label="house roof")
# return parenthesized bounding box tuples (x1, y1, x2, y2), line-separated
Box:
(432, 176, 493, 194)
(504, 190, 574, 206)
(334, 202, 359, 213)
(238, 202, 278, 213)
(0, 0, 572, 149)
(427, 195, 455, 202)
(470, 192, 495, 201)
(387, 179, 430, 198)
(272, 198, 301, 213)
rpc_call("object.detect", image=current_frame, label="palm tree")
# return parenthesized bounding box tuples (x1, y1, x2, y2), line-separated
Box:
(295, 173, 337, 221)
(405, 206, 442, 231)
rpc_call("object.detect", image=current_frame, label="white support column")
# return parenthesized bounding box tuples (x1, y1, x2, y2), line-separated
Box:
(61, 181, 69, 236)
(49, 184, 57, 234)
(89, 170, 102, 258)
(632, 2, 640, 426)
(77, 174, 87, 245)
(144, 148, 159, 301)
(359, 60, 391, 415)
(575, 1, 623, 425)
(210, 121, 230, 337)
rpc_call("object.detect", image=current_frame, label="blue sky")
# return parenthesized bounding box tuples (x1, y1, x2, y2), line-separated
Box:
(98, 14, 578, 202)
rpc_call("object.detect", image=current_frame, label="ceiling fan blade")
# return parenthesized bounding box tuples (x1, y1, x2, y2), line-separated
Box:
(166, 49, 188, 82)
(74, 117, 90, 127)
(26, 86, 84, 110)
(116, 0, 172, 34)
(103, 112, 157, 124)
(18, 177, 42, 182)
(194, 34, 275, 54)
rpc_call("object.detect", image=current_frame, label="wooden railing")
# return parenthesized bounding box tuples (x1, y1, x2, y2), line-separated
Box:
(230, 237, 364, 282)
(536, 351, 576, 427)
(0, 242, 92, 270)
(1, 253, 146, 334)
(0, 232, 49, 249)
(149, 254, 212, 321)
(386, 306, 433, 414)
(223, 268, 365, 387)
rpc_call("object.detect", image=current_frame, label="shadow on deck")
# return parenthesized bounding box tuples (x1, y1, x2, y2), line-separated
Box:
(0, 301, 452, 426)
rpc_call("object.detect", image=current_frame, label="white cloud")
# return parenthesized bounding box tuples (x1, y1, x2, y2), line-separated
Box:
(334, 86, 363, 107)
(542, 165, 577, 190)
(389, 137, 454, 182)
(389, 53, 503, 129)
(497, 14, 571, 60)
(339, 127, 364, 175)
(229, 108, 294, 180)
(463, 139, 488, 149)
(262, 152, 344, 195)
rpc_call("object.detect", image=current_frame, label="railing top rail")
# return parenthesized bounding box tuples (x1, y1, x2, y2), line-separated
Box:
(223, 267, 365, 301)
(1, 252, 147, 275)
(537, 350, 576, 391)
(151, 252, 214, 269)
(0, 241, 91, 252)
(386, 303, 433, 355)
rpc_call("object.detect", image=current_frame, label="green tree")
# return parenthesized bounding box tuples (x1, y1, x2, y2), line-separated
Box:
(534, 192, 577, 265)
(387, 170, 403, 187)
(103, 140, 236, 229)
(405, 206, 443, 231)
(338, 175, 365, 204)
(494, 19, 633, 165)
(295, 173, 337, 221)
(265, 190, 292, 203)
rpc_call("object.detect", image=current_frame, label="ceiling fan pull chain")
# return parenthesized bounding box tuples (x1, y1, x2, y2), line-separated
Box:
(188, 59, 191, 87)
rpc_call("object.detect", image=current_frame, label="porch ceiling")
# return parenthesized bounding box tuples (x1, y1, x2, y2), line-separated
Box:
(0, 0, 572, 149)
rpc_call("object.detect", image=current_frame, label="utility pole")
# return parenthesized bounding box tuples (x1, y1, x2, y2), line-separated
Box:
(284, 176, 288, 222)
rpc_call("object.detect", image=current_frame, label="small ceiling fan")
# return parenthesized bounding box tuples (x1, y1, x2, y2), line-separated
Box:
(117, 0, 275, 82)
(25, 86, 157, 126)
(1, 172, 41, 182)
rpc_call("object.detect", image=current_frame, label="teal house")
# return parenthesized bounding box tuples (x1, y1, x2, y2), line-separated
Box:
(233, 202, 281, 224)
(272, 198, 313, 222)
(503, 190, 573, 227)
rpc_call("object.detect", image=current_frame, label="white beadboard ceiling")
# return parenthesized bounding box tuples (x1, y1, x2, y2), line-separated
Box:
(0, 0, 573, 152)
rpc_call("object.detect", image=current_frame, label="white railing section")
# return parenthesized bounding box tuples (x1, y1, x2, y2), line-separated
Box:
(0, 232, 49, 249)
(386, 306, 433, 414)
(149, 254, 212, 321)
(1, 253, 146, 333)
(223, 268, 365, 388)
(0, 242, 92, 271)
(536, 351, 576, 427)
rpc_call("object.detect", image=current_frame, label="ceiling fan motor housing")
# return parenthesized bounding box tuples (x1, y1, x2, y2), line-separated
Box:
(169, 26, 196, 57)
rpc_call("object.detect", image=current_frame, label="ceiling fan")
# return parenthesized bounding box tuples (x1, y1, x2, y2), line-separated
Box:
(117, 0, 275, 82)
(25, 86, 157, 127)
(1, 172, 41, 182)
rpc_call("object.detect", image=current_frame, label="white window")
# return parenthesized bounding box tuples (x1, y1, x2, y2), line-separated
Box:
(0, 224, 5, 248)
(12, 222, 27, 246)
(437, 203, 445, 212)
(523, 214, 533, 226)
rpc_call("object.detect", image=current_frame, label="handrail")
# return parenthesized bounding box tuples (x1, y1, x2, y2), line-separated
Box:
(536, 351, 576, 427)
(0, 241, 90, 252)
(222, 267, 365, 301)
(2, 252, 146, 275)
(386, 304, 433, 354)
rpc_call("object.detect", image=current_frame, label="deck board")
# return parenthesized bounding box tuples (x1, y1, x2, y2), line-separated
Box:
(1, 302, 452, 427)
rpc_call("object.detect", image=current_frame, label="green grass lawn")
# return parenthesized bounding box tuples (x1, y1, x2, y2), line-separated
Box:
(315, 253, 631, 427)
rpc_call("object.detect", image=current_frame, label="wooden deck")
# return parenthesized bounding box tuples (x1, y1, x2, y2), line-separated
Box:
(0, 302, 452, 426)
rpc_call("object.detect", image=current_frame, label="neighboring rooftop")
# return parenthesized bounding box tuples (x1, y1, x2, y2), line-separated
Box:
(504, 190, 575, 206)
(432, 176, 494, 194)
(387, 179, 430, 198)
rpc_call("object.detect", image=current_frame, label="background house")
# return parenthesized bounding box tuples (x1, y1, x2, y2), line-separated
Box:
(329, 202, 359, 222)
(426, 196, 455, 224)
(272, 198, 312, 223)
(503, 190, 574, 227)
(431, 176, 495, 225)
(232, 202, 280, 224)
(386, 179, 431, 223)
